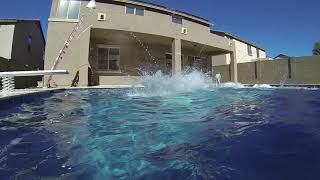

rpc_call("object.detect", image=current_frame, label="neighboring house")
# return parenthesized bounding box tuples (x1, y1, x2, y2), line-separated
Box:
(211, 30, 267, 66)
(0, 19, 45, 89)
(274, 54, 290, 59)
(45, 0, 239, 87)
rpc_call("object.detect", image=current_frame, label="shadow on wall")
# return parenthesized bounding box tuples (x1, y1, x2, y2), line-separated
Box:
(212, 56, 320, 85)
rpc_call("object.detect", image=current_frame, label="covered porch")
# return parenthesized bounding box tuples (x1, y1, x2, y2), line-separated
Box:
(85, 28, 235, 86)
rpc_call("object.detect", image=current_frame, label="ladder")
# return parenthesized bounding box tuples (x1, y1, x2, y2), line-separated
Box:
(46, 16, 84, 87)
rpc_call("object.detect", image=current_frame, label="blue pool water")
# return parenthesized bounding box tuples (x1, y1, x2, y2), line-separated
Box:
(1, 86, 320, 179)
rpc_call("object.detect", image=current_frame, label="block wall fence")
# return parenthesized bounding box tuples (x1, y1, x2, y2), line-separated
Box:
(212, 56, 320, 85)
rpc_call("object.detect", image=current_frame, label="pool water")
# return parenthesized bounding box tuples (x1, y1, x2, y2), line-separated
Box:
(1, 87, 320, 180)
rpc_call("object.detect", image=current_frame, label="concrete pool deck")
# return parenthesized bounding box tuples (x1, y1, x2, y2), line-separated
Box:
(0, 85, 140, 101)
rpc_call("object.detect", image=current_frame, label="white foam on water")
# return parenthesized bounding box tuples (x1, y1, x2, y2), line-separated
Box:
(220, 82, 246, 89)
(128, 70, 212, 97)
(252, 84, 318, 90)
(252, 84, 274, 89)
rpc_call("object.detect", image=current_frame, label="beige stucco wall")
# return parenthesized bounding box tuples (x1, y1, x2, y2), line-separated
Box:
(212, 39, 267, 66)
(211, 54, 229, 66)
(48, 0, 232, 51)
(45, 22, 90, 86)
(0, 24, 15, 59)
(259, 49, 266, 59)
(235, 40, 255, 63)
(89, 30, 212, 85)
(45, 0, 231, 86)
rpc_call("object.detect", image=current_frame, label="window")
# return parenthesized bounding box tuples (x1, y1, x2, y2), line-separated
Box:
(165, 53, 172, 70)
(27, 36, 32, 52)
(247, 45, 253, 56)
(172, 15, 183, 24)
(126, 6, 135, 15)
(126, 6, 144, 16)
(98, 47, 120, 71)
(136, 8, 144, 16)
(57, 0, 81, 19)
(257, 48, 260, 58)
(187, 56, 202, 68)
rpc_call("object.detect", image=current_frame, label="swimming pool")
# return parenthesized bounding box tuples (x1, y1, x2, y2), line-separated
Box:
(1, 85, 320, 179)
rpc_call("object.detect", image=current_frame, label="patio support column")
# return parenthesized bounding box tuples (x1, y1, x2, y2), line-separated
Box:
(172, 38, 182, 75)
(78, 28, 91, 87)
(230, 50, 238, 82)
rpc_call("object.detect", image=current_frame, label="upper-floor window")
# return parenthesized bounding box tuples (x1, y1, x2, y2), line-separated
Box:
(247, 45, 253, 56)
(257, 48, 260, 58)
(126, 6, 144, 16)
(27, 35, 32, 52)
(172, 15, 183, 24)
(57, 0, 81, 19)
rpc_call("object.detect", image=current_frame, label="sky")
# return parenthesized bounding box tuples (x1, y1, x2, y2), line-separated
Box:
(1, 0, 319, 57)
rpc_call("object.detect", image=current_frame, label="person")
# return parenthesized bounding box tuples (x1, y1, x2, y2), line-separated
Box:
(215, 72, 222, 86)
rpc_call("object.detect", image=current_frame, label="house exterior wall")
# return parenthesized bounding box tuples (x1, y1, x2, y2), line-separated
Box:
(88, 30, 213, 86)
(45, 22, 91, 86)
(0, 21, 45, 89)
(212, 39, 267, 66)
(259, 49, 266, 59)
(11, 21, 45, 71)
(10, 21, 45, 89)
(45, 0, 233, 86)
(47, 0, 232, 50)
(0, 24, 15, 59)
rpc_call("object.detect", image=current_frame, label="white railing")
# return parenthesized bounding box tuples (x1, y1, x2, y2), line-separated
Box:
(0, 70, 68, 92)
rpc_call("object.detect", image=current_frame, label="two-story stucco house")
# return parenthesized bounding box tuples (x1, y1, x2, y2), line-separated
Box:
(0, 19, 45, 89)
(211, 30, 267, 66)
(45, 0, 241, 87)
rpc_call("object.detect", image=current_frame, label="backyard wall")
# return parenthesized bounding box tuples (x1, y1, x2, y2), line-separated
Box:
(212, 56, 320, 85)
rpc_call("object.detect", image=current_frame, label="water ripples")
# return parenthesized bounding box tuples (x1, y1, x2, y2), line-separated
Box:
(0, 85, 320, 179)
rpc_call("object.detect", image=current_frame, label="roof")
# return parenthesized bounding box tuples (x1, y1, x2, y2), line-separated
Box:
(274, 54, 290, 59)
(0, 19, 39, 23)
(210, 30, 265, 51)
(97, 0, 212, 26)
(0, 19, 46, 45)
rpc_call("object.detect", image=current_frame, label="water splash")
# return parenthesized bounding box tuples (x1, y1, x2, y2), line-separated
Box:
(128, 69, 319, 98)
(128, 70, 213, 97)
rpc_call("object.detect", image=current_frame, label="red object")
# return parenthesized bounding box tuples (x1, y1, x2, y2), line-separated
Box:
(46, 16, 84, 87)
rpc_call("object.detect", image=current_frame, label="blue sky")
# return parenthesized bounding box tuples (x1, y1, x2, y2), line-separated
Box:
(1, 0, 319, 57)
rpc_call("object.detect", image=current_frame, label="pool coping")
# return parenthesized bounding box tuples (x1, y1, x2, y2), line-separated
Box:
(244, 84, 320, 88)
(0, 85, 139, 101)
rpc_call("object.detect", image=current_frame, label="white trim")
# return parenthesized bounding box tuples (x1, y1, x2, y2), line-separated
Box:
(48, 18, 80, 23)
(0, 70, 68, 77)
